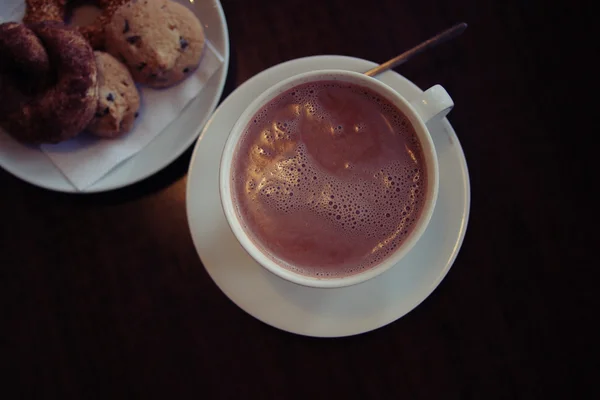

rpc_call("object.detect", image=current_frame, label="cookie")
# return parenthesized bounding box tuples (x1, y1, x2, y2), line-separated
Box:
(162, 1, 205, 84)
(105, 0, 205, 88)
(86, 51, 140, 138)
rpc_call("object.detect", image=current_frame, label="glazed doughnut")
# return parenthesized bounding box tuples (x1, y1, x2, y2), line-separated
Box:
(0, 22, 50, 93)
(23, 0, 130, 49)
(0, 21, 98, 144)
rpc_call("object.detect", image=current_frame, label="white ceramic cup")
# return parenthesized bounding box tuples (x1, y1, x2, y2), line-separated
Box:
(220, 70, 453, 288)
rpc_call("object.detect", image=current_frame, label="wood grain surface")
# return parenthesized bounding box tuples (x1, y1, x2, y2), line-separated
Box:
(0, 0, 594, 398)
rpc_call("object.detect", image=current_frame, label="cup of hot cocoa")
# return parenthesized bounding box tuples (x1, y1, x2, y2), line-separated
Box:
(220, 70, 453, 288)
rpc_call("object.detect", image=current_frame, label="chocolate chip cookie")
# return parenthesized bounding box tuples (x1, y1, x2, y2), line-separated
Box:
(86, 51, 140, 138)
(105, 0, 205, 88)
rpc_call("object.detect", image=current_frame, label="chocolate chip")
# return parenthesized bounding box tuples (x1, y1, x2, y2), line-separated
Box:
(150, 73, 158, 79)
(95, 112, 103, 118)
(179, 36, 188, 49)
(134, 112, 139, 118)
(183, 67, 190, 73)
(104, 107, 110, 115)
(137, 62, 146, 71)
(126, 35, 141, 45)
(106, 93, 114, 102)
(123, 19, 130, 34)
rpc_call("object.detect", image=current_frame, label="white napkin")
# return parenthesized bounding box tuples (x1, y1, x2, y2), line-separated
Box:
(2, 2, 224, 190)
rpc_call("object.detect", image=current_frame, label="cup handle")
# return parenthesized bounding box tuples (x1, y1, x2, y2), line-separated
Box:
(410, 85, 454, 124)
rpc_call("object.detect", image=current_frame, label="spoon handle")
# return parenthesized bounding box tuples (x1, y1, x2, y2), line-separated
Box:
(364, 22, 468, 77)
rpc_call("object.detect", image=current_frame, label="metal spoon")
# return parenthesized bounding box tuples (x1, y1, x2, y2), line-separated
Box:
(364, 22, 468, 77)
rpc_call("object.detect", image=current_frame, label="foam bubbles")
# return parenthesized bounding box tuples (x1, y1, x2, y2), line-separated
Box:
(232, 80, 428, 278)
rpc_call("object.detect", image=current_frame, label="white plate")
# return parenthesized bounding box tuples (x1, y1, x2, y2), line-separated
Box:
(186, 55, 470, 337)
(0, 0, 229, 193)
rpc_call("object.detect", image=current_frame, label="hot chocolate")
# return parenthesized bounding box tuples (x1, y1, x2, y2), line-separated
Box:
(231, 80, 428, 277)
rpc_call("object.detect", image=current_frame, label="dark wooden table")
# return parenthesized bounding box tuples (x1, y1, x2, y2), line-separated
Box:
(1, 0, 595, 398)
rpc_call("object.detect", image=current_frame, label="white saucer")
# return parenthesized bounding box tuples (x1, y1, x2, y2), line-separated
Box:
(0, 0, 229, 193)
(186, 55, 470, 337)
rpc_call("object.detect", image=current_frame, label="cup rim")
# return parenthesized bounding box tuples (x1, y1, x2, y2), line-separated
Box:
(219, 69, 439, 288)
